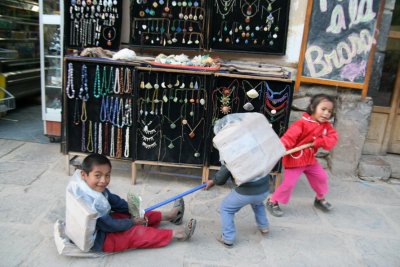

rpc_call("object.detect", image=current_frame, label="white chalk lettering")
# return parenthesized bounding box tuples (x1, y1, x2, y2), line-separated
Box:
(305, 29, 373, 78)
(326, 4, 347, 34)
(349, 0, 376, 28)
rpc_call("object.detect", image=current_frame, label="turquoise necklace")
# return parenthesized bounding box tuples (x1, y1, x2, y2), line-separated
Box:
(93, 65, 102, 98)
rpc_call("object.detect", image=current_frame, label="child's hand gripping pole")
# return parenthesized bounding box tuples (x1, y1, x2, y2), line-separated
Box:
(144, 183, 207, 212)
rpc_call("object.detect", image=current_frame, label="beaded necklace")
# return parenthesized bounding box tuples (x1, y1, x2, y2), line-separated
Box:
(101, 66, 109, 96)
(107, 96, 113, 122)
(110, 125, 115, 157)
(113, 67, 121, 94)
(123, 98, 132, 126)
(81, 122, 86, 152)
(98, 122, 103, 154)
(116, 127, 123, 158)
(124, 68, 132, 94)
(124, 126, 130, 158)
(104, 123, 109, 155)
(100, 96, 107, 122)
(116, 97, 124, 128)
(73, 99, 80, 125)
(87, 120, 94, 152)
(93, 65, 102, 98)
(112, 96, 119, 126)
(78, 64, 89, 101)
(94, 121, 98, 153)
(108, 66, 115, 94)
(66, 63, 75, 99)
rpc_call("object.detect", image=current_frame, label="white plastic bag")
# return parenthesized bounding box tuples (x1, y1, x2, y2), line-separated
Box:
(65, 170, 110, 252)
(213, 113, 286, 185)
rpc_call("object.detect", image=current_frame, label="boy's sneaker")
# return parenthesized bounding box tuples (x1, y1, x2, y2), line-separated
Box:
(266, 198, 284, 217)
(314, 198, 333, 211)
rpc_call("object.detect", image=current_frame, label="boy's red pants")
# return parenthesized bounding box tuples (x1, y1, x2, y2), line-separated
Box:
(103, 211, 173, 252)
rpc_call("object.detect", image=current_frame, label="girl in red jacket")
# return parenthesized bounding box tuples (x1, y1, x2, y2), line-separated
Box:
(266, 94, 338, 217)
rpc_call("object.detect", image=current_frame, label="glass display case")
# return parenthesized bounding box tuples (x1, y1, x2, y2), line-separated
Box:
(39, 0, 63, 139)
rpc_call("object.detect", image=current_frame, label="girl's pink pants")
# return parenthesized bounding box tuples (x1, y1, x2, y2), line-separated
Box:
(271, 163, 328, 204)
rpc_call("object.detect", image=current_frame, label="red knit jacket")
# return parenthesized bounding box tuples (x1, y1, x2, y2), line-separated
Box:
(281, 113, 338, 168)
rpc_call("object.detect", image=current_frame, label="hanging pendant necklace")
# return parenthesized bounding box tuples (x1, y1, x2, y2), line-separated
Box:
(182, 117, 204, 138)
(215, 0, 236, 19)
(164, 135, 182, 149)
(163, 115, 181, 129)
(78, 64, 89, 101)
(101, 66, 108, 96)
(115, 127, 123, 158)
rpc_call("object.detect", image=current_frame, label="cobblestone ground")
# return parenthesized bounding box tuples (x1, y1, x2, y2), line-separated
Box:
(0, 139, 399, 267)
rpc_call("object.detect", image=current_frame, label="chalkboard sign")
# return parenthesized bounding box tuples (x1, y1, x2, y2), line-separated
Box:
(295, 0, 384, 96)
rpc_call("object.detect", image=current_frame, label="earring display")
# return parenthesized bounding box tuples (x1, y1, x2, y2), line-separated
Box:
(65, 59, 135, 159)
(209, 75, 293, 169)
(131, 0, 207, 49)
(210, 0, 290, 54)
(136, 68, 210, 165)
(65, 0, 123, 50)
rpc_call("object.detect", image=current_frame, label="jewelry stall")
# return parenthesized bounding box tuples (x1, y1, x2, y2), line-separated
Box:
(62, 0, 294, 184)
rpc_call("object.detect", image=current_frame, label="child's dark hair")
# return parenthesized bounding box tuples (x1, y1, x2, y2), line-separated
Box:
(306, 94, 336, 116)
(81, 153, 112, 174)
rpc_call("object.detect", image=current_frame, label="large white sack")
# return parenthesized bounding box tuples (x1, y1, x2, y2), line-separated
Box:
(65, 171, 99, 252)
(213, 113, 286, 185)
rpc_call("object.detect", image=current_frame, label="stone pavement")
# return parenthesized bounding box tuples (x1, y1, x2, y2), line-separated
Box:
(0, 139, 400, 267)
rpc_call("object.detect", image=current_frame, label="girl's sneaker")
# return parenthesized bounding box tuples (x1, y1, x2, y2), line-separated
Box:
(314, 198, 333, 211)
(266, 198, 284, 217)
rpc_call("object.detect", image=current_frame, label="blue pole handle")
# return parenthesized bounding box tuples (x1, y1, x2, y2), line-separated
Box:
(144, 183, 207, 212)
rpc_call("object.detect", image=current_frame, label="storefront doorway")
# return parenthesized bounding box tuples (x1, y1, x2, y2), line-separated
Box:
(365, 4, 400, 155)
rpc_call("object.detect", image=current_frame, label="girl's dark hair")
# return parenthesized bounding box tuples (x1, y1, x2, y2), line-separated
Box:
(306, 94, 336, 116)
(81, 153, 112, 174)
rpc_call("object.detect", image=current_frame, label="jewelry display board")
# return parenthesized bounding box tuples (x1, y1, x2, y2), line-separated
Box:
(131, 0, 207, 49)
(209, 0, 290, 54)
(135, 67, 212, 165)
(208, 73, 294, 172)
(64, 0, 123, 50)
(64, 57, 135, 160)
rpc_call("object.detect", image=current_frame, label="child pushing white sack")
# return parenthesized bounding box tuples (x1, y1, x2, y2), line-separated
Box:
(213, 112, 286, 185)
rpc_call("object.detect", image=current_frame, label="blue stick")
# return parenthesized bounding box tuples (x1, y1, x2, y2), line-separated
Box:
(144, 183, 207, 212)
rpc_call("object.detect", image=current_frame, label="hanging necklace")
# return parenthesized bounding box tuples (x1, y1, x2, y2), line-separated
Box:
(94, 121, 98, 153)
(81, 122, 86, 152)
(124, 68, 132, 94)
(100, 96, 107, 122)
(73, 99, 80, 125)
(86, 120, 94, 152)
(93, 65, 102, 98)
(123, 98, 132, 126)
(116, 127, 123, 158)
(110, 125, 115, 157)
(139, 129, 159, 149)
(240, 0, 259, 23)
(98, 122, 103, 154)
(113, 67, 121, 94)
(163, 135, 182, 149)
(182, 117, 204, 138)
(215, 0, 236, 19)
(185, 136, 203, 158)
(78, 64, 89, 101)
(163, 115, 181, 129)
(66, 63, 75, 99)
(124, 126, 130, 158)
(104, 123, 109, 155)
(101, 66, 109, 95)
